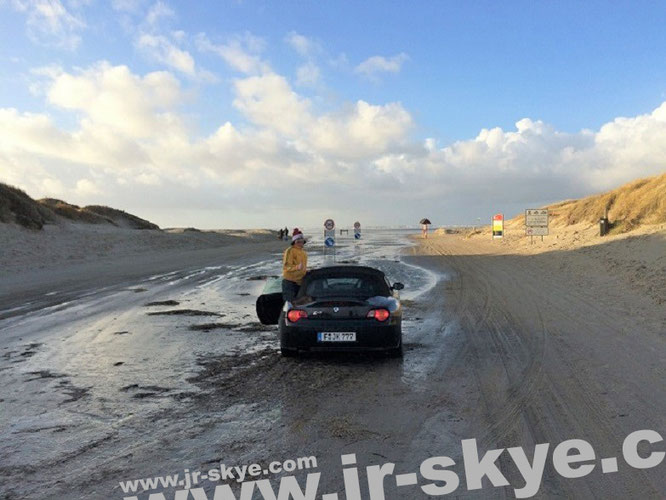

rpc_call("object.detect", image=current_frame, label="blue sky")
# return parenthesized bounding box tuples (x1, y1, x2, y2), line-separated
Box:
(1, 0, 665, 228)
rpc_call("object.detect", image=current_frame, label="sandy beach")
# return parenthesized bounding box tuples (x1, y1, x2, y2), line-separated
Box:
(0, 223, 285, 319)
(1, 170, 664, 500)
(436, 220, 666, 305)
(0, 220, 664, 498)
(4, 2, 666, 496)
(407, 224, 665, 498)
(0, 222, 277, 275)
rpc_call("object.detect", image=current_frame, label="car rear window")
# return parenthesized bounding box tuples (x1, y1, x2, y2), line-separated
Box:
(302, 275, 388, 298)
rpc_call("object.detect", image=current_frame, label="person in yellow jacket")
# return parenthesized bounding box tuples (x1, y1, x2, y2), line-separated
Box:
(282, 228, 308, 302)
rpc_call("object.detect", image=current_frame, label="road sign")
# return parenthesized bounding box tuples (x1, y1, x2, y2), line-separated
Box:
(525, 208, 549, 238)
(492, 213, 504, 238)
(324, 219, 335, 230)
(525, 209, 549, 227)
(526, 226, 549, 236)
(324, 228, 335, 247)
(354, 232, 361, 239)
(353, 221, 361, 229)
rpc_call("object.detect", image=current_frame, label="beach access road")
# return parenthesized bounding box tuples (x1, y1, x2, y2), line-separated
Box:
(0, 230, 664, 499)
(406, 233, 665, 499)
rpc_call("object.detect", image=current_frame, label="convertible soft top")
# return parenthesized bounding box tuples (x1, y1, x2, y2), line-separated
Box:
(256, 265, 392, 325)
(306, 265, 387, 279)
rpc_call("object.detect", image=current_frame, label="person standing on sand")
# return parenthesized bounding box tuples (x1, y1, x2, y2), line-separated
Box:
(284, 226, 289, 241)
(282, 228, 307, 302)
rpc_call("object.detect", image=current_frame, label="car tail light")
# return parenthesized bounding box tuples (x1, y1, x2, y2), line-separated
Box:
(367, 308, 390, 322)
(287, 309, 308, 322)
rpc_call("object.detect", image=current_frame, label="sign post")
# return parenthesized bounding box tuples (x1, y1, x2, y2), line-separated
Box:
(492, 214, 504, 239)
(525, 209, 549, 244)
(353, 221, 361, 240)
(323, 218, 336, 261)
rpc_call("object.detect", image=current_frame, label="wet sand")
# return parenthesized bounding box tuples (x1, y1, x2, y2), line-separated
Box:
(1, 227, 663, 499)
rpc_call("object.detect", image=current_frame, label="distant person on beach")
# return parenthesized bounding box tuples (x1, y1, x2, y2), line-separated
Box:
(282, 228, 307, 302)
(284, 226, 289, 241)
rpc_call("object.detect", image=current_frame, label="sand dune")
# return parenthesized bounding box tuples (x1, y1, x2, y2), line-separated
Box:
(0, 222, 276, 277)
(0, 183, 160, 230)
(0, 182, 278, 276)
(430, 173, 666, 305)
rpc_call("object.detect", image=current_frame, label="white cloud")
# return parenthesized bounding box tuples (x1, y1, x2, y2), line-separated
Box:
(137, 33, 196, 76)
(41, 177, 67, 196)
(171, 29, 186, 42)
(231, 73, 413, 159)
(145, 0, 173, 26)
(285, 31, 320, 57)
(127, 3, 215, 80)
(10, 0, 86, 50)
(46, 62, 185, 139)
(111, 0, 145, 12)
(355, 53, 409, 79)
(566, 103, 666, 188)
(3, 59, 666, 227)
(195, 32, 269, 75)
(233, 73, 312, 137)
(329, 53, 349, 70)
(0, 108, 74, 158)
(309, 101, 413, 159)
(285, 32, 322, 87)
(370, 107, 666, 206)
(295, 62, 320, 87)
(75, 178, 101, 196)
(67, 0, 92, 8)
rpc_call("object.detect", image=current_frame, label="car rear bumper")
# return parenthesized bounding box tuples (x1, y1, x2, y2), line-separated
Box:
(279, 319, 401, 351)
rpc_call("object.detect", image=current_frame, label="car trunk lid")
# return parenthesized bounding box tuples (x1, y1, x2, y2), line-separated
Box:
(301, 298, 370, 320)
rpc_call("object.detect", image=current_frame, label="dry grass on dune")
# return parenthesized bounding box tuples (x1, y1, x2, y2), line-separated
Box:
(37, 199, 159, 229)
(0, 181, 160, 231)
(38, 198, 114, 225)
(511, 172, 666, 234)
(0, 184, 55, 229)
(82, 205, 159, 230)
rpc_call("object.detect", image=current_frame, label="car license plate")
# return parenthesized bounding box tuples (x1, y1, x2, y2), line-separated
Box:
(317, 332, 356, 342)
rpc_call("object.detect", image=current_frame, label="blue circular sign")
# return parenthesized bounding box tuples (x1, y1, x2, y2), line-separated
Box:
(325, 237, 335, 247)
(354, 232, 361, 239)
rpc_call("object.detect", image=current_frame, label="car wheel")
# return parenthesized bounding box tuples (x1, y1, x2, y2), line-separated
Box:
(280, 348, 297, 357)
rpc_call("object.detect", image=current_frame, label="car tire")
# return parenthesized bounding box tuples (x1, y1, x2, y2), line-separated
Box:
(280, 348, 297, 357)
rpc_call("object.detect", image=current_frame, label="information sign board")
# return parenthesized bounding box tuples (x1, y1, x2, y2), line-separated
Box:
(526, 226, 549, 236)
(492, 214, 504, 238)
(525, 209, 549, 227)
(525, 208, 549, 238)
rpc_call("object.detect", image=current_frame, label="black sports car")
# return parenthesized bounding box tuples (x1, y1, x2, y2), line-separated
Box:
(256, 265, 404, 357)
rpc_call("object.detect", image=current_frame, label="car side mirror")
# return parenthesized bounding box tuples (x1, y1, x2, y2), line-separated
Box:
(392, 282, 404, 290)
